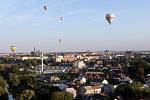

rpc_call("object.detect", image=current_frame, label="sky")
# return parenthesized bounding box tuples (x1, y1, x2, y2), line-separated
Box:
(0, 0, 150, 53)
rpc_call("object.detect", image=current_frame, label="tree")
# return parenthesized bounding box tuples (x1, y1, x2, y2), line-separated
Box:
(11, 64, 20, 74)
(64, 92, 74, 100)
(25, 60, 32, 67)
(51, 91, 73, 100)
(143, 87, 150, 97)
(9, 74, 21, 99)
(0, 60, 3, 64)
(19, 90, 35, 100)
(74, 80, 80, 86)
(136, 67, 145, 83)
(31, 60, 38, 67)
(0, 65, 4, 71)
(9, 74, 20, 86)
(114, 82, 150, 100)
(0, 76, 7, 95)
(137, 67, 144, 76)
(51, 91, 64, 100)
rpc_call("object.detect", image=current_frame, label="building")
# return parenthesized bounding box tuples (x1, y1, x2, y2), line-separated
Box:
(59, 84, 69, 90)
(50, 76, 60, 82)
(63, 54, 77, 62)
(121, 77, 133, 84)
(21, 56, 48, 60)
(90, 79, 101, 86)
(80, 86, 101, 95)
(65, 88, 77, 98)
(102, 84, 113, 95)
(73, 60, 85, 69)
(100, 55, 112, 60)
(81, 55, 99, 60)
(55, 56, 63, 62)
(101, 79, 108, 85)
(76, 76, 86, 84)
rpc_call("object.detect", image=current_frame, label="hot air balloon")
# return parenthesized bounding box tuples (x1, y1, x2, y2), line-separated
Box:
(60, 17, 63, 21)
(105, 13, 115, 25)
(59, 38, 61, 43)
(44, 5, 47, 11)
(10, 46, 16, 52)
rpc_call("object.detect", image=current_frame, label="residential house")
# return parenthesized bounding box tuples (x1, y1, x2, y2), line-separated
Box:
(59, 84, 69, 90)
(90, 79, 101, 86)
(65, 87, 77, 98)
(121, 76, 133, 84)
(101, 79, 108, 85)
(76, 76, 86, 84)
(63, 54, 77, 62)
(79, 86, 101, 95)
(101, 84, 113, 95)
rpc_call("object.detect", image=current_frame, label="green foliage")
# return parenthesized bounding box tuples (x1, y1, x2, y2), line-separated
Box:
(0, 76, 7, 95)
(143, 87, 150, 97)
(19, 90, 35, 100)
(130, 59, 146, 66)
(9, 75, 36, 99)
(136, 75, 145, 83)
(0, 65, 4, 71)
(128, 59, 150, 81)
(25, 60, 32, 67)
(114, 82, 149, 99)
(0, 94, 8, 100)
(51, 91, 73, 100)
(0, 60, 3, 64)
(11, 64, 20, 74)
(64, 92, 74, 100)
(51, 91, 64, 100)
(9, 74, 20, 86)
(137, 67, 144, 76)
(34, 83, 59, 100)
(74, 80, 80, 86)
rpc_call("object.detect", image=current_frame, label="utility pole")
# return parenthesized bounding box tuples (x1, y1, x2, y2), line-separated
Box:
(41, 52, 44, 73)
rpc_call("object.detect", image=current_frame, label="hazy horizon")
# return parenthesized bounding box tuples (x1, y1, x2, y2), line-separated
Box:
(0, 0, 150, 52)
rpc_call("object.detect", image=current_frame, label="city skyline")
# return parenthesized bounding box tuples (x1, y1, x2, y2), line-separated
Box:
(0, 0, 150, 53)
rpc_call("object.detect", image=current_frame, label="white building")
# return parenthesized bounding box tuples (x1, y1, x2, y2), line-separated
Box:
(102, 79, 108, 85)
(73, 60, 85, 69)
(146, 80, 150, 87)
(21, 56, 48, 60)
(100, 55, 112, 60)
(76, 55, 82, 59)
(55, 56, 64, 62)
(115, 54, 124, 58)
